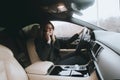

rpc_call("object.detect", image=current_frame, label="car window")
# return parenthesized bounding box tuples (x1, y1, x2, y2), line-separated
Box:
(72, 0, 120, 32)
(51, 21, 84, 38)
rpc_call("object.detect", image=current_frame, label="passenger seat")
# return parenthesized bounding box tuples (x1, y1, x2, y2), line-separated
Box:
(0, 44, 54, 80)
(0, 44, 28, 80)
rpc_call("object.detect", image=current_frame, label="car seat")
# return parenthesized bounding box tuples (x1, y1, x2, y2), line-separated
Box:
(22, 24, 41, 63)
(0, 43, 98, 80)
(0, 44, 54, 80)
(0, 44, 28, 80)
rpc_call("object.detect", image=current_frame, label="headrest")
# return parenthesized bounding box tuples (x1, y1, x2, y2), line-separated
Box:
(22, 24, 40, 38)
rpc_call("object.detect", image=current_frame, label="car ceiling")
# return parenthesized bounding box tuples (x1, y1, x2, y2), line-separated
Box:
(0, 0, 94, 30)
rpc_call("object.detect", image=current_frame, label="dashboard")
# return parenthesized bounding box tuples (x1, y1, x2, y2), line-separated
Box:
(92, 30, 120, 80)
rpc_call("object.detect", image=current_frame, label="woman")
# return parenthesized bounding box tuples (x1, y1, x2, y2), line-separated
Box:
(34, 21, 87, 65)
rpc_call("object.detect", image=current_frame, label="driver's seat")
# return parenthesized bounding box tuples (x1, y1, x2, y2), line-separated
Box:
(0, 44, 28, 80)
(22, 24, 41, 63)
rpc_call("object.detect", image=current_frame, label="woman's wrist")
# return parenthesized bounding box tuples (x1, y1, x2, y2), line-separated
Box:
(47, 39, 51, 44)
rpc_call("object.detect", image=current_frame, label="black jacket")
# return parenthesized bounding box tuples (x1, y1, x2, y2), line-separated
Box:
(34, 34, 79, 63)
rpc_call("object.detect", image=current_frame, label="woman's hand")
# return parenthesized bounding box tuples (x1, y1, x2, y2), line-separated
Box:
(51, 32, 56, 43)
(77, 28, 85, 35)
(46, 32, 51, 44)
(46, 31, 56, 44)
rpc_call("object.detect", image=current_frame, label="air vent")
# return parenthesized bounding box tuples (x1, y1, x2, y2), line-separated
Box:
(91, 42, 103, 60)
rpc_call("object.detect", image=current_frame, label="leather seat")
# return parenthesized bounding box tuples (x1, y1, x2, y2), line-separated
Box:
(23, 24, 41, 63)
(26, 38, 41, 63)
(0, 44, 98, 80)
(0, 44, 28, 80)
(0, 44, 54, 80)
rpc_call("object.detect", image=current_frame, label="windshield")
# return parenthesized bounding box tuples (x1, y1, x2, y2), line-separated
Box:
(72, 0, 120, 32)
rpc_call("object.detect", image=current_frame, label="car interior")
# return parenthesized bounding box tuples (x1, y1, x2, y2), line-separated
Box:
(0, 0, 120, 80)
(0, 20, 102, 80)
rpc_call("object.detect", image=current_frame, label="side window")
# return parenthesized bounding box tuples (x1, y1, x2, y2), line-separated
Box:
(51, 21, 84, 38)
(51, 21, 84, 49)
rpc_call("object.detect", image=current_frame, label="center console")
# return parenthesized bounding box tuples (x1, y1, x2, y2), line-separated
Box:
(48, 61, 95, 77)
(25, 61, 100, 80)
(48, 65, 88, 77)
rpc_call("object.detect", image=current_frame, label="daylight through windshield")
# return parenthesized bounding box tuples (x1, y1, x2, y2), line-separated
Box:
(72, 0, 120, 32)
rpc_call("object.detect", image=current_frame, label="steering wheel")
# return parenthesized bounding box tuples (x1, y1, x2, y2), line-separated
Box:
(75, 28, 91, 53)
(79, 28, 90, 42)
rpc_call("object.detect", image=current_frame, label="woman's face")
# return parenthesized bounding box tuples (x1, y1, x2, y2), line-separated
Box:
(45, 23, 54, 36)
